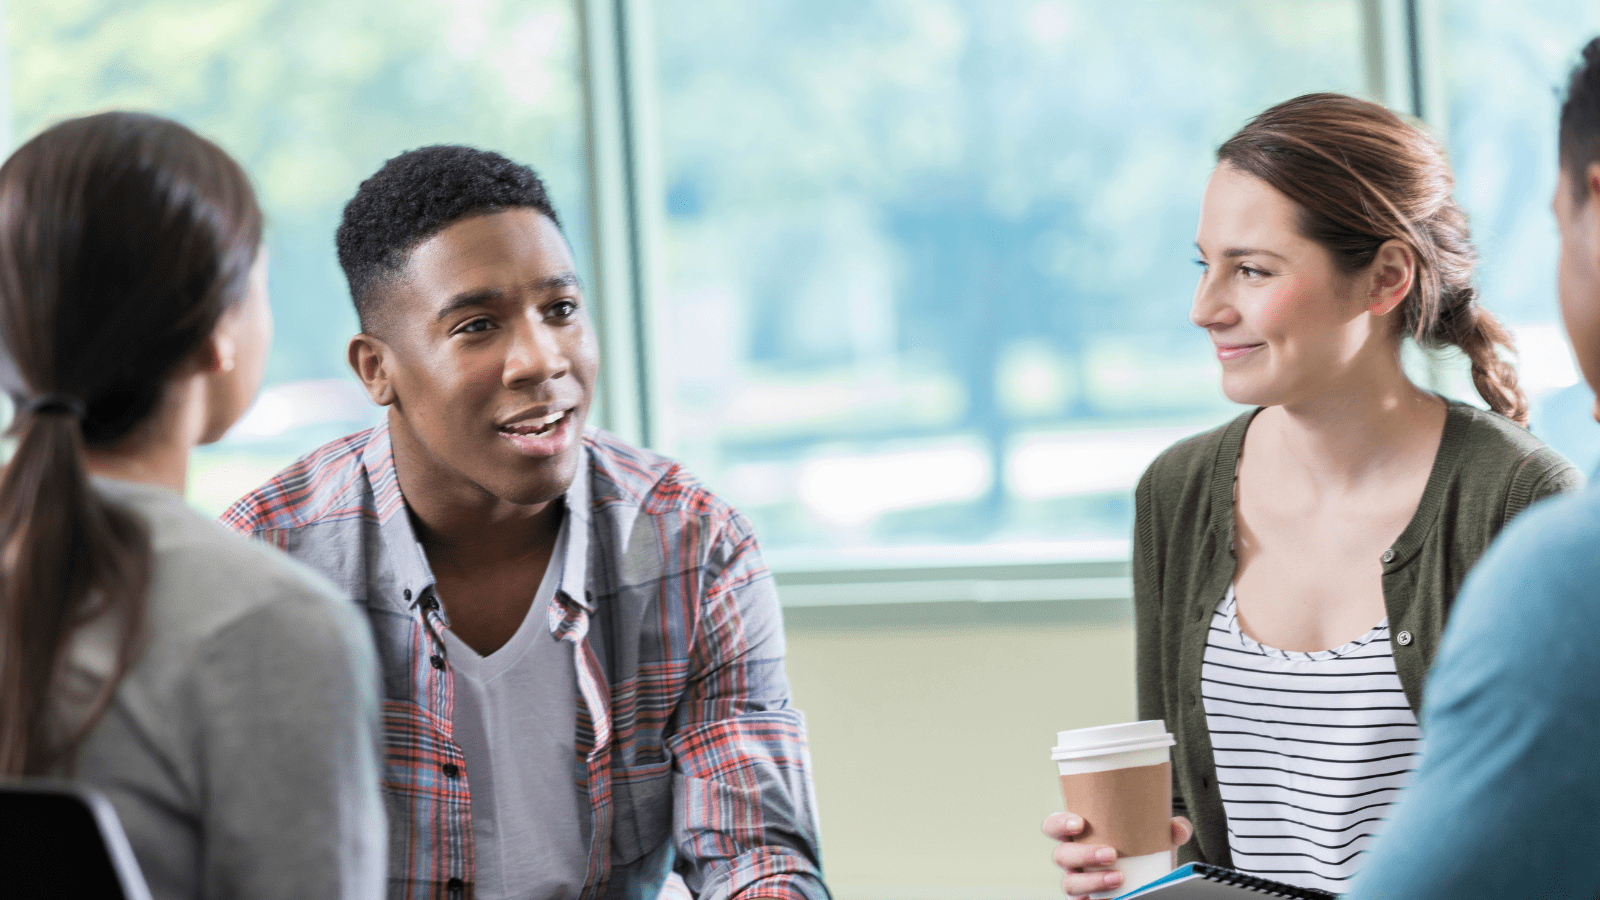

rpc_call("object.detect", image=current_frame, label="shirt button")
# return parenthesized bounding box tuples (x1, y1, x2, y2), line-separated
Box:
(1382, 548, 1396, 563)
(447, 877, 464, 898)
(430, 655, 446, 670)
(403, 588, 412, 602)
(442, 763, 460, 778)
(1396, 630, 1413, 646)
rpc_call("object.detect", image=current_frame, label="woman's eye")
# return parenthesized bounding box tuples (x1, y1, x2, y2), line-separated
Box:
(1239, 265, 1269, 278)
(1193, 258, 1209, 273)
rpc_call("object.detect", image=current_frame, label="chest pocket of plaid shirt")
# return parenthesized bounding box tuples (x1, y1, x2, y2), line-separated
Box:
(611, 762, 673, 865)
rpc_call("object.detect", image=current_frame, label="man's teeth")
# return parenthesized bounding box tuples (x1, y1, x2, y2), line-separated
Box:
(503, 410, 567, 436)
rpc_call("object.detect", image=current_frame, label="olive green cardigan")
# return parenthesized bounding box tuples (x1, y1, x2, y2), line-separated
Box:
(1133, 401, 1583, 868)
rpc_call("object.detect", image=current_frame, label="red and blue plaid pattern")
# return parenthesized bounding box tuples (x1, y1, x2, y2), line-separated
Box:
(222, 424, 827, 900)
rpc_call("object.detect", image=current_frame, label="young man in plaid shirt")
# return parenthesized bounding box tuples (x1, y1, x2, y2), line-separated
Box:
(223, 146, 828, 900)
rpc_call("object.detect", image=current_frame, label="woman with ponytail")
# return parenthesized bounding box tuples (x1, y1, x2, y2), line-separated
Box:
(1045, 94, 1582, 897)
(0, 112, 384, 898)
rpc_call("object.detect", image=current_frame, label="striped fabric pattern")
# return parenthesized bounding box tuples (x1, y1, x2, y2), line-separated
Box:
(1201, 587, 1420, 894)
(221, 423, 826, 900)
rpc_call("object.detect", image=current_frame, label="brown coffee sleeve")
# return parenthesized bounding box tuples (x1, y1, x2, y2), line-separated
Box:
(1058, 762, 1172, 858)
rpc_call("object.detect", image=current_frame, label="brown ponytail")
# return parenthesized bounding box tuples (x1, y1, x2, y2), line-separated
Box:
(1218, 93, 1529, 424)
(1430, 279, 1526, 426)
(0, 113, 263, 774)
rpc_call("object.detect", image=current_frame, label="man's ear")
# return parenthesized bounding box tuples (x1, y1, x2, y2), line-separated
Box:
(1367, 239, 1416, 317)
(349, 333, 398, 407)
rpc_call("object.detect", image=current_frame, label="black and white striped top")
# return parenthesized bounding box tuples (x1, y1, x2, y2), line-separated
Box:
(1201, 587, 1421, 893)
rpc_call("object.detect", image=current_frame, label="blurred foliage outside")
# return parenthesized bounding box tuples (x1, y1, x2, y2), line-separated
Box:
(650, 0, 1371, 563)
(3, 0, 1596, 550)
(4, 0, 591, 512)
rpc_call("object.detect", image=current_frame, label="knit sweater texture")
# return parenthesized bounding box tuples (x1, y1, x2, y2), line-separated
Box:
(1132, 400, 1582, 867)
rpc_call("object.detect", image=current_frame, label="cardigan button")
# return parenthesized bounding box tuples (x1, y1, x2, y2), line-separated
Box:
(1396, 630, 1413, 646)
(1382, 548, 1396, 563)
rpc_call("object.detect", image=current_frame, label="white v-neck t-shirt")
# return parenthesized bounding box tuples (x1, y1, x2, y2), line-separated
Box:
(440, 511, 591, 900)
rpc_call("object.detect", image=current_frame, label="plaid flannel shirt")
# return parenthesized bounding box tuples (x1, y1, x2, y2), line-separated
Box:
(220, 423, 827, 900)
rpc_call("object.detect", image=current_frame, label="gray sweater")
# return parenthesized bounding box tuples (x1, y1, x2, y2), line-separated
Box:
(62, 478, 387, 899)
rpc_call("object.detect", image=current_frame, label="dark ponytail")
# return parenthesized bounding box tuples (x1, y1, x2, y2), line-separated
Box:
(0, 112, 263, 774)
(0, 407, 150, 774)
(1218, 93, 1528, 424)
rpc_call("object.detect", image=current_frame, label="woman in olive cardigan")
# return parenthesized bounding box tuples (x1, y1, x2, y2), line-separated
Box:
(1045, 93, 1580, 899)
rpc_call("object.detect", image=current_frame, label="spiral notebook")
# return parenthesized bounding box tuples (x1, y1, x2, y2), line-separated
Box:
(1115, 863, 1337, 899)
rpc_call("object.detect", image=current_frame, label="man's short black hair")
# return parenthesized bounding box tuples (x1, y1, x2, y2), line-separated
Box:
(1561, 37, 1600, 204)
(335, 145, 562, 329)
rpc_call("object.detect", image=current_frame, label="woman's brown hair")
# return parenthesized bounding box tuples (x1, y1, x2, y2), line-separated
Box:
(0, 112, 262, 774)
(1218, 92, 1527, 424)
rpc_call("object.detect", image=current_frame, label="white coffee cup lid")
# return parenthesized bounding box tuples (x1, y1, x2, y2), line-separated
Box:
(1051, 719, 1174, 761)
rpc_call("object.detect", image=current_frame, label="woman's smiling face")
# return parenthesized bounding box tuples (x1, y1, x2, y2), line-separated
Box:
(1191, 164, 1395, 409)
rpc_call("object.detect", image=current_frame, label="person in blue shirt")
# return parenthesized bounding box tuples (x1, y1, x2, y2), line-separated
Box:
(1345, 37, 1600, 900)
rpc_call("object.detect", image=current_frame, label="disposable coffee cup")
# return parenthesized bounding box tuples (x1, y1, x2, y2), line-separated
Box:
(1052, 720, 1176, 899)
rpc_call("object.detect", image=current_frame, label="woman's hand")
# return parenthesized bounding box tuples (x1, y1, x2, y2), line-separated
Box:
(1042, 811, 1194, 899)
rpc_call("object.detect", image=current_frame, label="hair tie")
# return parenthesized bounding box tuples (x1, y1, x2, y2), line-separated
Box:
(23, 393, 86, 420)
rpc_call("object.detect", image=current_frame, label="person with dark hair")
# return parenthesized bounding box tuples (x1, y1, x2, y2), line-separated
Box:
(0, 112, 385, 898)
(1343, 38, 1600, 900)
(1042, 93, 1581, 897)
(223, 145, 827, 900)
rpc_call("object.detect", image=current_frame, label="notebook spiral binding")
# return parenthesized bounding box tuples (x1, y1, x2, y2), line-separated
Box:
(1189, 863, 1339, 899)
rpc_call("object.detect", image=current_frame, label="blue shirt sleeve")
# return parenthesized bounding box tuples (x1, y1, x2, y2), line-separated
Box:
(1345, 489, 1600, 900)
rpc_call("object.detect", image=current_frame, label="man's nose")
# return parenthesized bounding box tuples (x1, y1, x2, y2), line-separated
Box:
(504, 315, 568, 387)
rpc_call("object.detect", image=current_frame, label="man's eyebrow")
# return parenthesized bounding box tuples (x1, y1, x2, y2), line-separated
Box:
(433, 274, 581, 322)
(436, 289, 499, 322)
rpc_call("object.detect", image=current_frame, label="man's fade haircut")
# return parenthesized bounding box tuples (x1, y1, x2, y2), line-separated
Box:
(1561, 36, 1600, 204)
(335, 144, 562, 329)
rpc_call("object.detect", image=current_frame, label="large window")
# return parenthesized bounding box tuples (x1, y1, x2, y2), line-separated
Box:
(4, 0, 1596, 567)
(645, 0, 1373, 567)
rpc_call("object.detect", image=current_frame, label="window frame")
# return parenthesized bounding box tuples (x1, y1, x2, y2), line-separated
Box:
(576, 0, 1445, 610)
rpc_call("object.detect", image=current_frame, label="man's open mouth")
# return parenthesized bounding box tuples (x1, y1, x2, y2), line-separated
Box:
(499, 409, 568, 437)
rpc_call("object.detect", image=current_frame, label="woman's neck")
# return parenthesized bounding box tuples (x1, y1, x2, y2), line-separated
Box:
(83, 375, 207, 494)
(1253, 365, 1447, 493)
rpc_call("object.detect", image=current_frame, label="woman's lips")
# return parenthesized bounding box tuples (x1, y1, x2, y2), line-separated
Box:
(1215, 343, 1262, 361)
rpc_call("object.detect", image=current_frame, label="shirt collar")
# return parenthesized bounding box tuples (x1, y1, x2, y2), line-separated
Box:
(353, 423, 438, 616)
(557, 444, 592, 612)
(369, 426, 592, 617)
(379, 485, 440, 618)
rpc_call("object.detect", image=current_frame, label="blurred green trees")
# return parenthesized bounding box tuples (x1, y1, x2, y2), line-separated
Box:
(7, 0, 588, 384)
